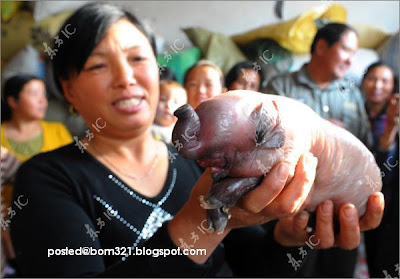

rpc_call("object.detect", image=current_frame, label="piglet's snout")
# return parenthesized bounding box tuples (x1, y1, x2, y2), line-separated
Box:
(172, 104, 202, 159)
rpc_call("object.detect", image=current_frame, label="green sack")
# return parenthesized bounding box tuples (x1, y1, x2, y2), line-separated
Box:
(182, 27, 247, 75)
(157, 46, 201, 85)
(239, 38, 293, 74)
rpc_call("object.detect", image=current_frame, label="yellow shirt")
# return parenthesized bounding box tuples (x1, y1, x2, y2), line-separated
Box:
(1, 121, 73, 162)
(1, 121, 72, 217)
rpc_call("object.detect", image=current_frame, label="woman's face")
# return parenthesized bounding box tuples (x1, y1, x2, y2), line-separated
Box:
(362, 66, 394, 105)
(185, 66, 223, 109)
(9, 80, 48, 120)
(230, 68, 260, 91)
(62, 19, 159, 137)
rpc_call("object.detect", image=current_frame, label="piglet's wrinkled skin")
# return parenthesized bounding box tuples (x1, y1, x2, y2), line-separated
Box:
(173, 90, 382, 233)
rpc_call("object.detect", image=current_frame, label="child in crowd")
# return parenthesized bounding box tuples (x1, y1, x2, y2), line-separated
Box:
(152, 80, 187, 143)
(183, 60, 227, 109)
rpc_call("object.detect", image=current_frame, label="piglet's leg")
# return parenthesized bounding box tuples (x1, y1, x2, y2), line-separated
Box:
(207, 208, 230, 234)
(200, 176, 262, 233)
(199, 177, 262, 210)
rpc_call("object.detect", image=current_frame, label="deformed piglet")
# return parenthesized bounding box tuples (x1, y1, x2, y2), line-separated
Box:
(172, 90, 382, 233)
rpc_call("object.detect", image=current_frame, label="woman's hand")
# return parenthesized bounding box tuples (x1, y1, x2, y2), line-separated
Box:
(167, 168, 223, 264)
(228, 152, 318, 229)
(273, 192, 385, 250)
(167, 153, 317, 264)
(380, 93, 399, 150)
(386, 93, 399, 128)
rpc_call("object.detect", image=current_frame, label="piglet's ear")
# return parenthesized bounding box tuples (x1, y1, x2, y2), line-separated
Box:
(266, 99, 285, 148)
(253, 101, 285, 148)
(253, 102, 268, 146)
(272, 100, 279, 111)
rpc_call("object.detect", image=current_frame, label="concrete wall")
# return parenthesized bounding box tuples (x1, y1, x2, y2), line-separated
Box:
(34, 1, 399, 51)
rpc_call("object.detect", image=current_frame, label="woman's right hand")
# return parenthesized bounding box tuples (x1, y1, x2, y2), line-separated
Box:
(167, 152, 319, 264)
(167, 153, 317, 265)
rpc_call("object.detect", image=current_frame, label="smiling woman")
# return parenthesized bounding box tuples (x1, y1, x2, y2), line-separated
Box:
(53, 5, 159, 139)
(62, 20, 159, 138)
(1, 75, 72, 161)
(9, 3, 385, 278)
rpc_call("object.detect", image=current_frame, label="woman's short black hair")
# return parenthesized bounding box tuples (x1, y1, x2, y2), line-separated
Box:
(52, 2, 156, 95)
(362, 61, 397, 94)
(1, 74, 43, 122)
(225, 61, 265, 91)
(310, 23, 357, 54)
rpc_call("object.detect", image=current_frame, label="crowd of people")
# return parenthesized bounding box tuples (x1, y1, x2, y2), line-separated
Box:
(0, 3, 397, 277)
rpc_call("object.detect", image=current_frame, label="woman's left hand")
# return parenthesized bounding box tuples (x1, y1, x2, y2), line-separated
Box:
(273, 192, 385, 250)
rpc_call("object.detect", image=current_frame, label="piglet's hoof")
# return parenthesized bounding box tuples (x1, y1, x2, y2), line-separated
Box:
(208, 208, 230, 234)
(199, 195, 223, 210)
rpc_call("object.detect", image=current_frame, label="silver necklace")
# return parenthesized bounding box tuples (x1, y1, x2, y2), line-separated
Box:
(90, 142, 160, 181)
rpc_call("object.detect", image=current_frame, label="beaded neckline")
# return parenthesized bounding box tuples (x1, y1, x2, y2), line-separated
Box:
(107, 168, 177, 206)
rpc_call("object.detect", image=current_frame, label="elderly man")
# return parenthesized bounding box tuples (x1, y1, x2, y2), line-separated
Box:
(265, 23, 375, 277)
(267, 23, 373, 149)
